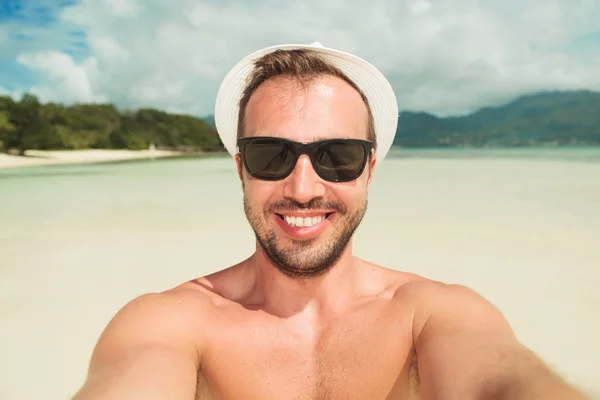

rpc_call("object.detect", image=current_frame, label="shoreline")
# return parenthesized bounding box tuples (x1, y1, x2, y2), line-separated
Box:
(0, 149, 225, 170)
(2, 146, 599, 170)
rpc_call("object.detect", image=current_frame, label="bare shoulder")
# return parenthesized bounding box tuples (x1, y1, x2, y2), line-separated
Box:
(394, 278, 514, 343)
(95, 264, 254, 355)
(184, 261, 256, 304)
(365, 264, 514, 341)
(75, 266, 251, 399)
(90, 287, 212, 363)
(391, 275, 489, 305)
(357, 260, 432, 298)
(75, 285, 224, 399)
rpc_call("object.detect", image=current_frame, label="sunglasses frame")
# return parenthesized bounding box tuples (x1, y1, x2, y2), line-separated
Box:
(237, 136, 374, 182)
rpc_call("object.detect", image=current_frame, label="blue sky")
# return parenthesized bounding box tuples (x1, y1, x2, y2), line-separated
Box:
(0, 1, 87, 90)
(1, 0, 599, 117)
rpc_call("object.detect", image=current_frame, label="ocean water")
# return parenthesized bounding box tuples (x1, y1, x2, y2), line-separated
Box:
(1, 148, 599, 399)
(387, 146, 600, 161)
(1, 147, 598, 236)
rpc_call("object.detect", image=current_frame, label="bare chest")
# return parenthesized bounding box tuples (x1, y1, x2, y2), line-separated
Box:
(196, 306, 416, 399)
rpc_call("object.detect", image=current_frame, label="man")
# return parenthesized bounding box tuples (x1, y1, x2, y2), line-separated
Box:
(73, 43, 586, 399)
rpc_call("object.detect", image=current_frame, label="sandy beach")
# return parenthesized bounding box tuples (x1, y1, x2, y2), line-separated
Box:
(0, 151, 599, 399)
(0, 149, 186, 169)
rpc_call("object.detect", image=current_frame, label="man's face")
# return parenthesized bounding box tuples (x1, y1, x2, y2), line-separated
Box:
(237, 75, 376, 279)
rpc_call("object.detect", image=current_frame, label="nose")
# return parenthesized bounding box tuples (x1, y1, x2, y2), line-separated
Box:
(283, 155, 326, 204)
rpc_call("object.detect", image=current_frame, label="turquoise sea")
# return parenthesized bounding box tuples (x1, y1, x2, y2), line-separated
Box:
(1, 147, 599, 237)
(388, 146, 600, 161)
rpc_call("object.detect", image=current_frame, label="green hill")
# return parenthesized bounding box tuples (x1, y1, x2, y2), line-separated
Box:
(0, 94, 224, 154)
(394, 90, 600, 147)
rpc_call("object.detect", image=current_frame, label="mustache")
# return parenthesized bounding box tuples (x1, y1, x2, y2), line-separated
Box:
(266, 199, 347, 214)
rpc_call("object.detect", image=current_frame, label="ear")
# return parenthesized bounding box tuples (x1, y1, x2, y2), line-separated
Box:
(367, 153, 376, 185)
(235, 153, 245, 191)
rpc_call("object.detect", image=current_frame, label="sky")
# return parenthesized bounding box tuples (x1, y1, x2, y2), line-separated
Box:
(1, 0, 599, 118)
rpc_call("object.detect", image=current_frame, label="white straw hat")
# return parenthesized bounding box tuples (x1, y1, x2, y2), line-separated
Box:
(214, 42, 399, 163)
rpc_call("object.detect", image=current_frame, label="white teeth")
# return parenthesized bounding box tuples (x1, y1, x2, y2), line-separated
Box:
(284, 215, 326, 228)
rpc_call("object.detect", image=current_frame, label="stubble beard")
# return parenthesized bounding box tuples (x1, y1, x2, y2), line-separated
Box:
(243, 195, 368, 280)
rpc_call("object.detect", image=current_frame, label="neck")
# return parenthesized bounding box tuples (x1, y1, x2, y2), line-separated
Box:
(247, 239, 359, 318)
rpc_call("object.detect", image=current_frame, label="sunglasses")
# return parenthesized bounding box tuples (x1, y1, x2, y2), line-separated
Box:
(237, 136, 374, 182)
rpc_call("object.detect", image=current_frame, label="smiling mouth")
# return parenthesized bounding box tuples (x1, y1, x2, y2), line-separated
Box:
(276, 213, 334, 228)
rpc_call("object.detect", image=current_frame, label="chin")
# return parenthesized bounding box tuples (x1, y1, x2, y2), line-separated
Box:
(258, 231, 351, 280)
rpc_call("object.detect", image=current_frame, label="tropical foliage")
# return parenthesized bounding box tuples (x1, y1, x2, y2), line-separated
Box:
(0, 94, 223, 154)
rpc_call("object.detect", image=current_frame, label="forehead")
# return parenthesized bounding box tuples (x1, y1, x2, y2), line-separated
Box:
(242, 75, 369, 143)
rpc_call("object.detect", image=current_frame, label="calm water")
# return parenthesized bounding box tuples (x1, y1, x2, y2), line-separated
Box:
(1, 147, 599, 400)
(1, 147, 598, 237)
(388, 146, 600, 161)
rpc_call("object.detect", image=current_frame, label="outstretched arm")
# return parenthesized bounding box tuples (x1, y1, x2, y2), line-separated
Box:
(411, 282, 586, 400)
(72, 292, 201, 400)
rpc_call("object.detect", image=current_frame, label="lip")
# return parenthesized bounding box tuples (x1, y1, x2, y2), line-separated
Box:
(277, 211, 334, 218)
(273, 212, 334, 240)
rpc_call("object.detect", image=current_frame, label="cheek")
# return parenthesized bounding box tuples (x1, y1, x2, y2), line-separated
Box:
(244, 180, 278, 206)
(344, 192, 365, 207)
(331, 184, 368, 209)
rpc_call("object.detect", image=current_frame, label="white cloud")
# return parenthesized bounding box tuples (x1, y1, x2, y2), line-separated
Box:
(16, 51, 106, 104)
(411, 0, 432, 16)
(90, 37, 130, 62)
(102, 0, 141, 17)
(10, 0, 600, 116)
(130, 74, 186, 103)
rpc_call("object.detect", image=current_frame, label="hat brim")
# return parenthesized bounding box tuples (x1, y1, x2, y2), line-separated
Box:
(214, 43, 398, 163)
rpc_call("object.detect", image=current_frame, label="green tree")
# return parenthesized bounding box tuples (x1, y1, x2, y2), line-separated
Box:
(0, 93, 221, 153)
(0, 96, 17, 152)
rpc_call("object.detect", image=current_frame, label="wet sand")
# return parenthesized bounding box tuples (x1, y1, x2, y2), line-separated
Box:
(0, 149, 184, 169)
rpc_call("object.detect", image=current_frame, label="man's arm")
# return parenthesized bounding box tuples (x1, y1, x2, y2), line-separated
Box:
(411, 282, 587, 400)
(72, 292, 201, 400)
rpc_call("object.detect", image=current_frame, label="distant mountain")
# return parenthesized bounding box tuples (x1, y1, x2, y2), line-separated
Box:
(394, 90, 600, 147)
(200, 90, 600, 148)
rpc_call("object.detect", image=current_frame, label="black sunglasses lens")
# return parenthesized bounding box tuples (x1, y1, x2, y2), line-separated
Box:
(315, 141, 367, 181)
(243, 139, 295, 179)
